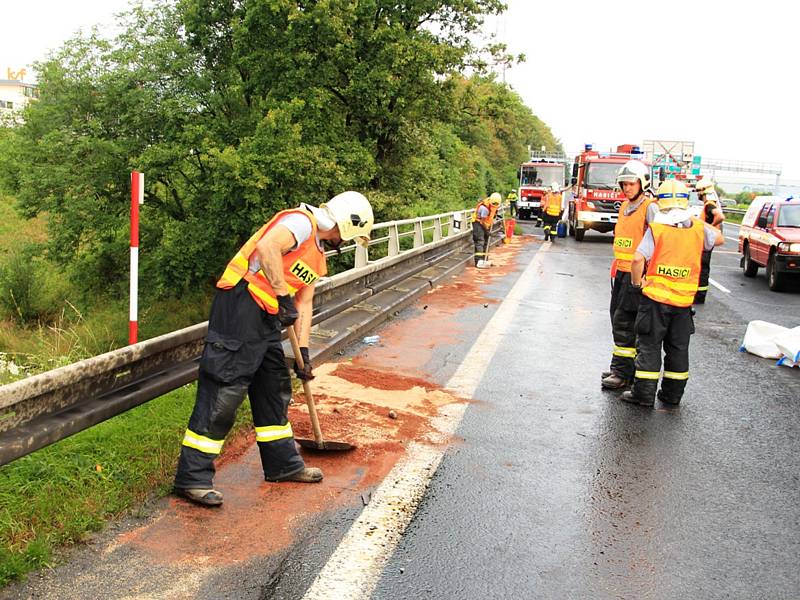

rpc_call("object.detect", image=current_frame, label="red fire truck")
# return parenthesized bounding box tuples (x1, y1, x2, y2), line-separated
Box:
(517, 152, 568, 221)
(568, 144, 648, 241)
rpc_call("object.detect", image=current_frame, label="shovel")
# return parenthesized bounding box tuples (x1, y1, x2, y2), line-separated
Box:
(287, 327, 355, 452)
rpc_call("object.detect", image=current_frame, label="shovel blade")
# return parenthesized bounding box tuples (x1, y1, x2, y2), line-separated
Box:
(295, 438, 356, 452)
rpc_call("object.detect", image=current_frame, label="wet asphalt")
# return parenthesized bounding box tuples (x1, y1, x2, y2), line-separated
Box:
(5, 223, 798, 600)
(369, 223, 800, 599)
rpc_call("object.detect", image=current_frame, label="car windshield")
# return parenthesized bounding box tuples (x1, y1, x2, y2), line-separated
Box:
(584, 162, 620, 190)
(777, 205, 800, 227)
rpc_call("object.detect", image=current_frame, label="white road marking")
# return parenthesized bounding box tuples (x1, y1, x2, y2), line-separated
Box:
(709, 278, 731, 294)
(725, 236, 739, 243)
(302, 244, 551, 600)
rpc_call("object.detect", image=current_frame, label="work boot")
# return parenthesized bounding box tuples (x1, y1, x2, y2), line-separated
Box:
(601, 371, 612, 379)
(657, 389, 681, 406)
(620, 391, 654, 407)
(266, 467, 323, 483)
(175, 487, 224, 507)
(601, 373, 628, 390)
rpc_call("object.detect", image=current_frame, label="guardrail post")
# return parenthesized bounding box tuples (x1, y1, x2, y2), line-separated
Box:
(414, 220, 424, 248)
(388, 224, 400, 257)
(355, 244, 368, 268)
(448, 214, 459, 237)
(433, 216, 442, 241)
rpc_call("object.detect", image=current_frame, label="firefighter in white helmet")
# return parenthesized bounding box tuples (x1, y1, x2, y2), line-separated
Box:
(621, 179, 723, 407)
(174, 191, 374, 506)
(472, 192, 501, 266)
(693, 178, 725, 304)
(541, 182, 563, 241)
(601, 160, 659, 390)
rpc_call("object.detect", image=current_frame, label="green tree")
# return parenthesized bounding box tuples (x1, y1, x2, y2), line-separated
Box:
(0, 0, 563, 314)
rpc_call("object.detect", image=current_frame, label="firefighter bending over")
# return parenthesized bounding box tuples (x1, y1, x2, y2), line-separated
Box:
(173, 192, 374, 506)
(472, 192, 501, 267)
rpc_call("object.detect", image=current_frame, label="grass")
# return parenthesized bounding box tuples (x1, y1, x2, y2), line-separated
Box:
(0, 383, 254, 587)
(0, 199, 47, 252)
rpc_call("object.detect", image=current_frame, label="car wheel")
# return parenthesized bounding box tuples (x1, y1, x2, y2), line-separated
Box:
(767, 252, 785, 291)
(742, 245, 758, 277)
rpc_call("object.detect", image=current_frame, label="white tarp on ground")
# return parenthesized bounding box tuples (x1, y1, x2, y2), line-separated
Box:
(740, 321, 800, 368)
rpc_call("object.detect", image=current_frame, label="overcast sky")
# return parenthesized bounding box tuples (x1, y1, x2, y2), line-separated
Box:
(3, 0, 798, 182)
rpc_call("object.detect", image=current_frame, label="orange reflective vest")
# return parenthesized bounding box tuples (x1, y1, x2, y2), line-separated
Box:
(613, 197, 655, 273)
(216, 209, 328, 314)
(544, 192, 562, 217)
(472, 199, 497, 229)
(643, 219, 705, 308)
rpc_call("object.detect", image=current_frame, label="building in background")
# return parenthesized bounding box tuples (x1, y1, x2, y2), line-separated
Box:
(0, 68, 38, 121)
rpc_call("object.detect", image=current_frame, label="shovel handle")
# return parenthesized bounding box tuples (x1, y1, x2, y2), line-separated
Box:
(287, 327, 324, 447)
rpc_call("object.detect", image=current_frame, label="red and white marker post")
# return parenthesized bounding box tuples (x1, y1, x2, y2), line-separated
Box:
(129, 171, 144, 345)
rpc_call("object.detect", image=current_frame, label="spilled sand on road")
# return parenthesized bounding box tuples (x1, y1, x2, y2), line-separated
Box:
(116, 364, 464, 568)
(353, 234, 530, 377)
(111, 236, 533, 576)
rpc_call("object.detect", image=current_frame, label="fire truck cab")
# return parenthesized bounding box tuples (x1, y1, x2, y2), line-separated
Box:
(517, 152, 568, 221)
(568, 144, 648, 241)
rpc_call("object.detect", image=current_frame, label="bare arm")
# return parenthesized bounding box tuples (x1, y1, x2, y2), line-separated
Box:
(254, 224, 297, 296)
(292, 283, 315, 347)
(713, 226, 725, 247)
(711, 207, 725, 227)
(631, 252, 646, 287)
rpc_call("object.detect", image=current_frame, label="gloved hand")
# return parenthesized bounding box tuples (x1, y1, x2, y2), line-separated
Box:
(293, 347, 314, 381)
(276, 294, 298, 326)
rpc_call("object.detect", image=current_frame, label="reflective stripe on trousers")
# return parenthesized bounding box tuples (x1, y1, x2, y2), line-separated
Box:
(632, 296, 693, 403)
(174, 282, 304, 490)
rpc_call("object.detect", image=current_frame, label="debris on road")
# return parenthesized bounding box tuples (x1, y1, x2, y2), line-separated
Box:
(740, 320, 800, 368)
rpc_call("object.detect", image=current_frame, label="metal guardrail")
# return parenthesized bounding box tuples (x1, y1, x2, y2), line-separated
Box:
(0, 207, 502, 466)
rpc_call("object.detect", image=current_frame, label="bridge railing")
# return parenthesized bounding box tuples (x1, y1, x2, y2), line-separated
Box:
(0, 206, 503, 466)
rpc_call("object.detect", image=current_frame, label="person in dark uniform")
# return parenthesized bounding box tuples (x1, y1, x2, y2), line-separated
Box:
(621, 180, 724, 407)
(472, 193, 501, 267)
(693, 178, 725, 304)
(601, 160, 657, 390)
(173, 192, 374, 506)
(507, 189, 518, 218)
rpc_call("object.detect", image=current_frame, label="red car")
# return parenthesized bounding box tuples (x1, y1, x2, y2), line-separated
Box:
(739, 196, 800, 291)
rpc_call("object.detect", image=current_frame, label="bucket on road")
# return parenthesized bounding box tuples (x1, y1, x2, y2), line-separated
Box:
(556, 221, 567, 238)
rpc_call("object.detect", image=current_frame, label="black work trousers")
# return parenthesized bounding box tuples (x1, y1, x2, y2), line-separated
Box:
(608, 271, 641, 381)
(472, 222, 490, 265)
(174, 280, 304, 490)
(542, 214, 559, 240)
(694, 249, 712, 303)
(510, 201, 517, 217)
(631, 295, 694, 403)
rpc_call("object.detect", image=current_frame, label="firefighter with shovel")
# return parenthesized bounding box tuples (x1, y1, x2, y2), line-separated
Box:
(472, 192, 501, 268)
(173, 192, 374, 507)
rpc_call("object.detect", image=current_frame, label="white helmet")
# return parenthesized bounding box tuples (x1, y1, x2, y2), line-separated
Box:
(695, 178, 714, 191)
(616, 160, 650, 193)
(489, 192, 502, 206)
(550, 182, 560, 192)
(321, 191, 374, 247)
